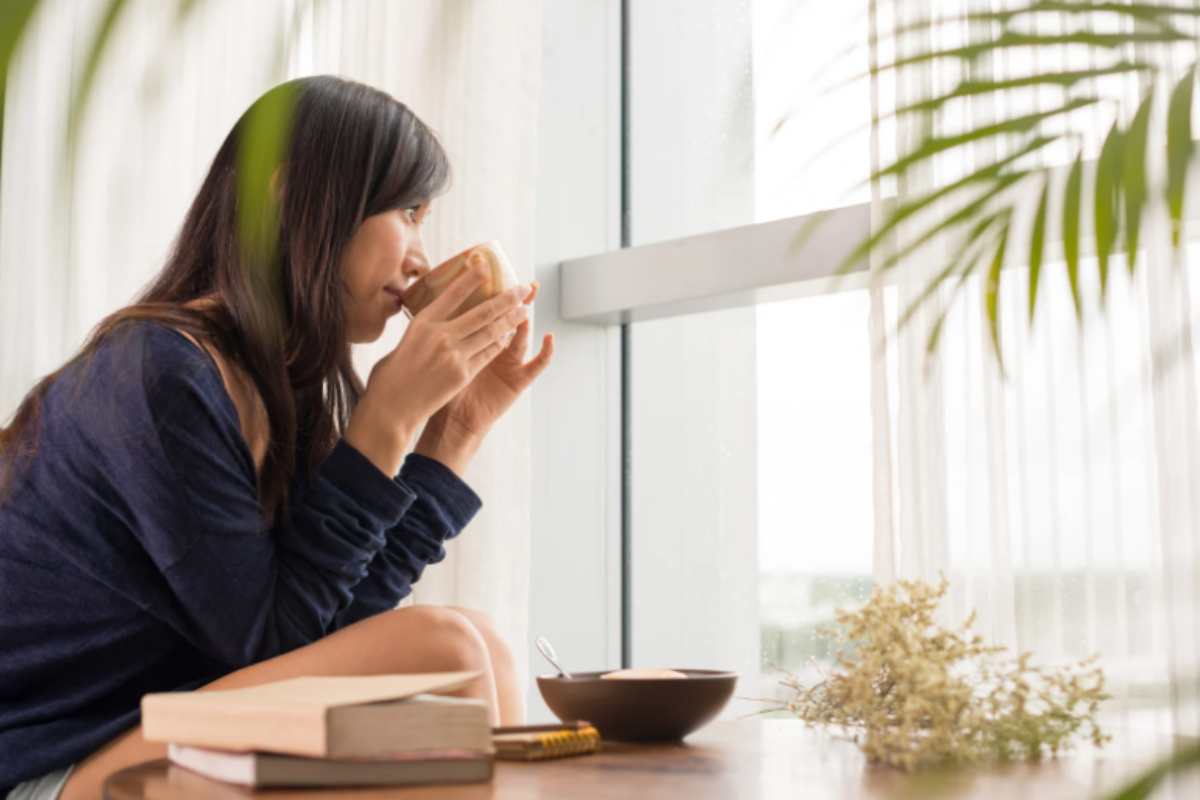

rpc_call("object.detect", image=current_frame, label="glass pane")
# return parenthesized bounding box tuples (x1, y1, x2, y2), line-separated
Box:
(628, 0, 871, 246)
(629, 293, 876, 714)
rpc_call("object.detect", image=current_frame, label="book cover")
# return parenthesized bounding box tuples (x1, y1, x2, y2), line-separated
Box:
(167, 744, 493, 788)
(143, 672, 487, 758)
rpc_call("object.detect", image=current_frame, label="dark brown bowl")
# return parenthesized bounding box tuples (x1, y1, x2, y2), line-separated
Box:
(536, 669, 738, 742)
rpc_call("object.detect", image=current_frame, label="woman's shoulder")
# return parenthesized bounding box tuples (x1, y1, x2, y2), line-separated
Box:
(95, 318, 226, 400)
(90, 319, 267, 471)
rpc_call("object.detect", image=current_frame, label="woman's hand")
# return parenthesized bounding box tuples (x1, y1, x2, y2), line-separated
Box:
(416, 283, 554, 473)
(346, 262, 534, 476)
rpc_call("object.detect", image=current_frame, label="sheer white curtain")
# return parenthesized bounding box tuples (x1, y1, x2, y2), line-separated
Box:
(866, 0, 1200, 739)
(0, 0, 541, 685)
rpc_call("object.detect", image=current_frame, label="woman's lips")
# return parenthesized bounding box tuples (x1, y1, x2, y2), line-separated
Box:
(383, 286, 405, 308)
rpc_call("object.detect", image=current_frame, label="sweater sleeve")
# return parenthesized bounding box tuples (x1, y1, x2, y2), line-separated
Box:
(127, 325, 417, 668)
(332, 453, 482, 630)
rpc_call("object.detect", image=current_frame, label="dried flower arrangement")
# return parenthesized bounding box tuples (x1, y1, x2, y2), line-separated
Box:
(773, 576, 1110, 771)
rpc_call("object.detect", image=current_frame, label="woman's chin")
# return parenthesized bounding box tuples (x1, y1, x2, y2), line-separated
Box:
(346, 320, 386, 345)
(346, 304, 400, 344)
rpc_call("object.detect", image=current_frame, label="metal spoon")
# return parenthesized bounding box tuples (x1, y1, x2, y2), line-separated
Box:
(535, 635, 573, 679)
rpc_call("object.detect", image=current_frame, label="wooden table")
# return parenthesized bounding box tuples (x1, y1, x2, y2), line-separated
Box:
(103, 719, 1176, 799)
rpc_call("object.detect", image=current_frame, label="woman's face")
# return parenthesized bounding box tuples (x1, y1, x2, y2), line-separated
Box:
(338, 203, 433, 343)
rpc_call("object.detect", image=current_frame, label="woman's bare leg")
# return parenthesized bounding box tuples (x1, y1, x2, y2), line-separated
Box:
(60, 605, 498, 800)
(448, 606, 525, 725)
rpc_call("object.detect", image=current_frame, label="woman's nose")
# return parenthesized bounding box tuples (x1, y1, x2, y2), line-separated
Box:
(402, 250, 431, 283)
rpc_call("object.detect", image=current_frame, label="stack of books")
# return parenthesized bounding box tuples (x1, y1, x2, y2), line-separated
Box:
(141, 671, 493, 789)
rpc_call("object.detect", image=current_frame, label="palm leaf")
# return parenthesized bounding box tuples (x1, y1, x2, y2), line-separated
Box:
(896, 210, 1010, 333)
(1123, 90, 1154, 275)
(984, 214, 1012, 373)
(65, 0, 129, 163)
(871, 30, 1189, 79)
(826, 2, 1193, 90)
(839, 136, 1057, 275)
(0, 0, 41, 188)
(1063, 152, 1084, 321)
(236, 81, 299, 271)
(837, 3, 1200, 367)
(925, 232, 998, 357)
(1166, 64, 1195, 248)
(234, 0, 314, 276)
(1105, 740, 1200, 800)
(887, 64, 1152, 121)
(1029, 171, 1051, 325)
(886, 3, 1200, 44)
(140, 0, 206, 102)
(1094, 120, 1124, 300)
(872, 171, 1029, 275)
(873, 98, 1097, 182)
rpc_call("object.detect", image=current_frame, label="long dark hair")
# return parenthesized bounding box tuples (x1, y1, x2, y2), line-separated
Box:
(0, 75, 450, 520)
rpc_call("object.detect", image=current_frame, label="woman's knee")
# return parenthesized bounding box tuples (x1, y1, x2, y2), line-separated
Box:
(447, 607, 515, 671)
(390, 606, 491, 673)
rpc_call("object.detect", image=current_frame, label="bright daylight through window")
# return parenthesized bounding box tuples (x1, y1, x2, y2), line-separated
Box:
(624, 0, 1193, 726)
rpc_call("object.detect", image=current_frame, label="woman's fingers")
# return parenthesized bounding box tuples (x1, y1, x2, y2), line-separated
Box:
(523, 333, 554, 379)
(447, 283, 530, 339)
(505, 319, 530, 361)
(421, 262, 488, 321)
(468, 338, 509, 372)
(461, 304, 529, 359)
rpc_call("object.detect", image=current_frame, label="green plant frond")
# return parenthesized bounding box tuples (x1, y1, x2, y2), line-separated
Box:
(839, 136, 1058, 275)
(985, 215, 1012, 374)
(874, 98, 1098, 182)
(896, 210, 1009, 334)
(0, 0, 39, 80)
(1123, 90, 1155, 275)
(1105, 740, 1200, 800)
(882, 2, 1200, 45)
(271, 0, 321, 78)
(236, 81, 300, 276)
(885, 63, 1153, 122)
(874, 171, 1029, 275)
(925, 246, 989, 356)
(1166, 64, 1195, 249)
(66, 0, 129, 162)
(866, 30, 1189, 82)
(1029, 171, 1052, 325)
(1095, 120, 1124, 301)
(0, 0, 41, 185)
(1063, 153, 1085, 322)
(139, 0, 208, 106)
(822, 1, 1187, 95)
(173, 0, 202, 26)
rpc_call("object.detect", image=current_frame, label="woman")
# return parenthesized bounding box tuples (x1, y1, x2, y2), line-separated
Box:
(0, 75, 553, 800)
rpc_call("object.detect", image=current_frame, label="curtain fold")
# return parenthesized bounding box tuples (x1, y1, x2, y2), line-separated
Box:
(866, 0, 1200, 737)
(0, 0, 541, 690)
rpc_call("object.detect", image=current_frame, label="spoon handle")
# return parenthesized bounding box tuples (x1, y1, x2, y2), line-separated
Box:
(535, 635, 573, 679)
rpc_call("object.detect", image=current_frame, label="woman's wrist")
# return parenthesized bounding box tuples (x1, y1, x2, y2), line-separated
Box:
(345, 399, 418, 477)
(414, 413, 484, 478)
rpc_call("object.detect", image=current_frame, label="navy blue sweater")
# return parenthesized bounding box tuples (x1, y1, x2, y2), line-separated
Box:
(0, 321, 482, 789)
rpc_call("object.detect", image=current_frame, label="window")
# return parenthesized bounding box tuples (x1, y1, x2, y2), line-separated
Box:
(555, 0, 1198, 725)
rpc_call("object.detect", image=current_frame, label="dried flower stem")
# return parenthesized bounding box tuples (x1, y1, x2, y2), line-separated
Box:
(776, 576, 1110, 771)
